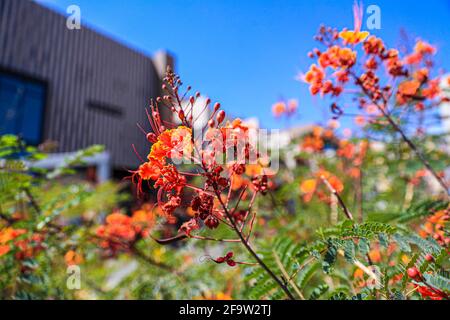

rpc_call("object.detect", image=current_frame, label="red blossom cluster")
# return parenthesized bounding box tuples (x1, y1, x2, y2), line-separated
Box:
(0, 227, 45, 260)
(407, 267, 448, 300)
(303, 16, 448, 130)
(418, 208, 449, 247)
(96, 206, 156, 256)
(131, 69, 273, 266)
(300, 126, 337, 153)
(272, 99, 298, 118)
(300, 169, 344, 203)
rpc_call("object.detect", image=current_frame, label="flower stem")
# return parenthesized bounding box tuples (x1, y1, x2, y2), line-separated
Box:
(212, 185, 296, 300)
(351, 72, 450, 198)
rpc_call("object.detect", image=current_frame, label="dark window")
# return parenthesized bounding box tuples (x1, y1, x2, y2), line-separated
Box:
(0, 71, 46, 145)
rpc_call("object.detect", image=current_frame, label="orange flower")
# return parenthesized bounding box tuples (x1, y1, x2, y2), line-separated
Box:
(403, 52, 423, 65)
(301, 135, 324, 152)
(65, 250, 83, 266)
(304, 64, 325, 95)
(399, 80, 420, 96)
(354, 115, 366, 127)
(272, 101, 286, 117)
(138, 161, 161, 181)
(319, 46, 357, 70)
(0, 228, 26, 243)
(328, 175, 344, 193)
(368, 248, 382, 263)
(363, 36, 385, 55)
(339, 2, 369, 45)
(339, 29, 369, 45)
(422, 79, 441, 99)
(414, 40, 436, 55)
(0, 244, 11, 257)
(397, 80, 421, 104)
(348, 167, 361, 179)
(300, 179, 317, 194)
(149, 126, 193, 162)
(337, 141, 355, 159)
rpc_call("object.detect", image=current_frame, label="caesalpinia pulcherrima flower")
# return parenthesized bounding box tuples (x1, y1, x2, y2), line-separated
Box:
(96, 206, 156, 256)
(300, 169, 344, 203)
(302, 2, 450, 196)
(128, 69, 295, 299)
(130, 69, 272, 241)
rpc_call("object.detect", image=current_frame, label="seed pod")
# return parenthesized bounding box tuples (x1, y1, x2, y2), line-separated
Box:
(189, 96, 195, 104)
(208, 119, 215, 128)
(213, 102, 221, 111)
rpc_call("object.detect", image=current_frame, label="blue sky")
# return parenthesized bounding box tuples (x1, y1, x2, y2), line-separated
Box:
(36, 0, 450, 129)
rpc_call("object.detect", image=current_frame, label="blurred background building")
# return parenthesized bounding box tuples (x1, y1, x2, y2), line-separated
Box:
(0, 0, 174, 180)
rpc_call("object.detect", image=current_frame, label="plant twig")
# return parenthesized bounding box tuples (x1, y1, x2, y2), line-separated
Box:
(320, 176, 354, 220)
(272, 249, 305, 300)
(350, 72, 450, 198)
(212, 184, 296, 300)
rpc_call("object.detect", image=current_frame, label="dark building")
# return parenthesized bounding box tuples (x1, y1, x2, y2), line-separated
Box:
(0, 0, 174, 170)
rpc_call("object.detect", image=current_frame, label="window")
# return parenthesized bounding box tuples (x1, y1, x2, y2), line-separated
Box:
(0, 70, 46, 145)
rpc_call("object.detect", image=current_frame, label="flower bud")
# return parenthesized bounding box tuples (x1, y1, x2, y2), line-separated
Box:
(216, 110, 226, 124)
(146, 133, 157, 143)
(178, 110, 185, 121)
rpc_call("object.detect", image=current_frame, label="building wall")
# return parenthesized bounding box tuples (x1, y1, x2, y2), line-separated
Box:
(0, 0, 168, 168)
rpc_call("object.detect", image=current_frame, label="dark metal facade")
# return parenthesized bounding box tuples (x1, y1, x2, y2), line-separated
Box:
(0, 0, 167, 168)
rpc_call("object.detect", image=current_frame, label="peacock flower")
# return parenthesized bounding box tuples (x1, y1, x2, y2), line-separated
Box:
(339, 1, 369, 45)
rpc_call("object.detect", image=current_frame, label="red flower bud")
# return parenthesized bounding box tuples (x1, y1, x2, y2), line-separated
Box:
(216, 110, 226, 124)
(407, 267, 421, 280)
(146, 133, 157, 143)
(178, 110, 185, 121)
(227, 260, 236, 267)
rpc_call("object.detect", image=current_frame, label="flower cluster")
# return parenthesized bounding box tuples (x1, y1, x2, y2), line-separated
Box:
(0, 227, 45, 260)
(302, 3, 448, 132)
(407, 267, 448, 300)
(300, 169, 344, 203)
(272, 99, 298, 118)
(418, 208, 449, 247)
(300, 126, 337, 153)
(96, 207, 156, 256)
(131, 69, 272, 268)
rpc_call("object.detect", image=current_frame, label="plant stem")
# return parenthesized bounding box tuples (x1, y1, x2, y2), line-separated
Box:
(213, 185, 296, 300)
(272, 249, 305, 300)
(377, 106, 449, 198)
(350, 72, 450, 198)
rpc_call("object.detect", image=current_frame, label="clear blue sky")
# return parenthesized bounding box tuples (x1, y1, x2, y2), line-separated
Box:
(36, 0, 450, 129)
